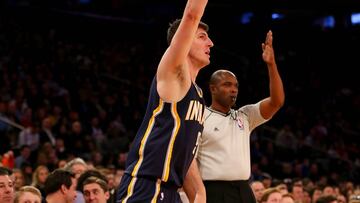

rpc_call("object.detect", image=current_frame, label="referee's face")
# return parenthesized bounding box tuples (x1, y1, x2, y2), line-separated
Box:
(212, 73, 238, 110)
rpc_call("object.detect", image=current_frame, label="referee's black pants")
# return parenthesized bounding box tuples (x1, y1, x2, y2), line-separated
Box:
(204, 180, 256, 203)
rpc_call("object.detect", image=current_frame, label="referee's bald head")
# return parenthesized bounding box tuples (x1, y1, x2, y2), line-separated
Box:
(209, 69, 237, 85)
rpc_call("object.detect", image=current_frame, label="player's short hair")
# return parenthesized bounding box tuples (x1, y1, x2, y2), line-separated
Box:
(167, 19, 209, 45)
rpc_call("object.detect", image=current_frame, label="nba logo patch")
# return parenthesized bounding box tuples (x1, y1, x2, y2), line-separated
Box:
(236, 115, 244, 129)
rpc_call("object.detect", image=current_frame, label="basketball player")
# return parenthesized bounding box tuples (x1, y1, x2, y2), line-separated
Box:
(196, 30, 285, 203)
(116, 0, 213, 202)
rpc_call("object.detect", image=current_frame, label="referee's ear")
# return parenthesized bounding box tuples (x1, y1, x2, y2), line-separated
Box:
(209, 84, 216, 94)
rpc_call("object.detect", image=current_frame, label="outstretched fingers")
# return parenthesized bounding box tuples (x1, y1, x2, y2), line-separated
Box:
(265, 30, 273, 47)
(262, 30, 273, 52)
(262, 30, 276, 64)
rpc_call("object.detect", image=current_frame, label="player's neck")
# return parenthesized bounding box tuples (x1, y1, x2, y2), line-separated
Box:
(189, 66, 200, 83)
(186, 57, 202, 82)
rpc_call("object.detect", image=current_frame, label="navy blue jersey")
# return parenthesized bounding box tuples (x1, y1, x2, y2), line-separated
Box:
(124, 77, 205, 187)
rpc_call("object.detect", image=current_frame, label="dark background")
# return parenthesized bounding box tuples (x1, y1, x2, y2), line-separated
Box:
(1, 0, 359, 183)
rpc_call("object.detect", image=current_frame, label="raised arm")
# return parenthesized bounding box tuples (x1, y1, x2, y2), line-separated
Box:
(157, 0, 208, 102)
(259, 30, 285, 119)
(182, 159, 206, 203)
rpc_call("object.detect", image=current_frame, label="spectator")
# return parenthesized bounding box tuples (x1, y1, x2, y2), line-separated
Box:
(251, 181, 266, 203)
(17, 124, 40, 151)
(64, 157, 88, 203)
(15, 145, 31, 169)
(44, 169, 77, 203)
(31, 165, 49, 197)
(281, 193, 295, 203)
(83, 176, 110, 203)
(260, 188, 282, 203)
(14, 185, 42, 203)
(290, 182, 304, 203)
(63, 157, 88, 179)
(12, 168, 25, 191)
(275, 183, 289, 195)
(0, 167, 15, 203)
(39, 117, 56, 146)
(315, 195, 337, 203)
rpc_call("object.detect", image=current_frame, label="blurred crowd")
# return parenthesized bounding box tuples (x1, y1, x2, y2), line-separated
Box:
(0, 5, 359, 203)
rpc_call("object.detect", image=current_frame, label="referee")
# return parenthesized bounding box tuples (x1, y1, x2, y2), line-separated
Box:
(196, 30, 285, 203)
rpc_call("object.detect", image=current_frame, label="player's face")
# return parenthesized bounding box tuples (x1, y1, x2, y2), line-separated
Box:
(189, 28, 214, 67)
(212, 73, 238, 109)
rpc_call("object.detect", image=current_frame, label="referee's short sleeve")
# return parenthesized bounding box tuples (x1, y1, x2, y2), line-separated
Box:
(239, 101, 268, 131)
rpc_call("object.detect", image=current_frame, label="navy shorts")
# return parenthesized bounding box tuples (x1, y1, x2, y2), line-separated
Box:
(116, 174, 181, 203)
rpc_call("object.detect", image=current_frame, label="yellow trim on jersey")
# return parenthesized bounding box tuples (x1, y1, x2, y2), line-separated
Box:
(131, 99, 164, 177)
(151, 179, 162, 203)
(162, 103, 181, 181)
(121, 177, 137, 203)
(123, 99, 164, 202)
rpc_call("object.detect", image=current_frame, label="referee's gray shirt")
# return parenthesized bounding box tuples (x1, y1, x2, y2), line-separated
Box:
(197, 101, 268, 181)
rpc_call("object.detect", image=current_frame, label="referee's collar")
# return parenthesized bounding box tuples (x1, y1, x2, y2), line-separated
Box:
(207, 106, 233, 117)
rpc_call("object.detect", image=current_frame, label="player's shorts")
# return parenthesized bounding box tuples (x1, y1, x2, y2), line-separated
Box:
(116, 174, 181, 203)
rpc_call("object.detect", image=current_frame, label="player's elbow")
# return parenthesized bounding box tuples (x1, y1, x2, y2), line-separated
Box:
(183, 3, 206, 23)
